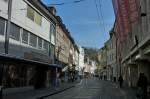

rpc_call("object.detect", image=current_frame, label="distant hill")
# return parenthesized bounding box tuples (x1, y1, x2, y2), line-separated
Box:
(83, 47, 99, 62)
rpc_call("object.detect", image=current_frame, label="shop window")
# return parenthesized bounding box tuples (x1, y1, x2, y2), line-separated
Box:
(0, 18, 5, 35)
(4, 65, 28, 88)
(38, 37, 42, 49)
(29, 33, 37, 47)
(22, 29, 29, 44)
(10, 23, 20, 41)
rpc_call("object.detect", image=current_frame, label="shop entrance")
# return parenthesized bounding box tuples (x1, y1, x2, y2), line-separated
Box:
(34, 67, 47, 89)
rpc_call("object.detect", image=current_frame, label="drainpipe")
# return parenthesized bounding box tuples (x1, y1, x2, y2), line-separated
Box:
(1, 0, 13, 99)
(5, 0, 12, 54)
(0, 64, 4, 99)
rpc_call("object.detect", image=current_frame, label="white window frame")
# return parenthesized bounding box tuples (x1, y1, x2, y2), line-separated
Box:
(38, 37, 43, 49)
(22, 29, 29, 45)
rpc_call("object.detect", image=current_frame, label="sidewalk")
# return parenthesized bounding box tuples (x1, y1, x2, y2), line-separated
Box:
(122, 84, 150, 99)
(111, 81, 150, 99)
(3, 82, 77, 99)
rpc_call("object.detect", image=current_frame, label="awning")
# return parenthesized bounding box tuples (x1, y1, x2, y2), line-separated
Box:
(144, 48, 150, 55)
(0, 54, 62, 68)
(62, 66, 68, 72)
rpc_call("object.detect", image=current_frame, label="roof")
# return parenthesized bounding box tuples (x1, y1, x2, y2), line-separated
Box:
(27, 0, 57, 24)
(56, 15, 76, 46)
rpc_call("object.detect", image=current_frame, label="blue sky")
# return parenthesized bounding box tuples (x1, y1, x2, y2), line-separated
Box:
(42, 0, 115, 48)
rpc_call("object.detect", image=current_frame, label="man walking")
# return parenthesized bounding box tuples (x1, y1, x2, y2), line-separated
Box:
(137, 73, 148, 99)
(0, 86, 2, 99)
(118, 75, 123, 88)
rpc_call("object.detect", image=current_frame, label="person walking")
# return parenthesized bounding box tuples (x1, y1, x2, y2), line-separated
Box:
(137, 73, 148, 99)
(0, 86, 3, 99)
(142, 74, 148, 99)
(56, 72, 60, 87)
(118, 75, 123, 88)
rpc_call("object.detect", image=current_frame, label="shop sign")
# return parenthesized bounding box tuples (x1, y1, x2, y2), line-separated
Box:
(24, 52, 53, 64)
(143, 45, 150, 55)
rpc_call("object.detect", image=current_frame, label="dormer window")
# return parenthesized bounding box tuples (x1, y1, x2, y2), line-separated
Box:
(27, 5, 42, 26)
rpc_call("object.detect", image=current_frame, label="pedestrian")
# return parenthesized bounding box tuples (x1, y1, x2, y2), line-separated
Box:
(98, 74, 101, 80)
(114, 77, 116, 82)
(55, 72, 60, 87)
(118, 75, 123, 88)
(137, 73, 148, 99)
(71, 73, 74, 82)
(0, 86, 3, 99)
(100, 75, 102, 80)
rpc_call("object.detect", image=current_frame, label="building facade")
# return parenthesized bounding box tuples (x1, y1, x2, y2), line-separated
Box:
(84, 56, 91, 77)
(84, 56, 97, 77)
(97, 46, 107, 80)
(55, 16, 70, 68)
(105, 31, 117, 81)
(78, 46, 85, 77)
(112, 0, 150, 87)
(90, 61, 97, 76)
(0, 0, 58, 90)
(68, 39, 75, 81)
(74, 45, 79, 79)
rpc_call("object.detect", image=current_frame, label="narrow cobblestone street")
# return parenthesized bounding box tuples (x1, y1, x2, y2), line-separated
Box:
(45, 78, 136, 99)
(0, 0, 150, 99)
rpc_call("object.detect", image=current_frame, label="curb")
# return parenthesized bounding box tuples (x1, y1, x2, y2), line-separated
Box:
(37, 85, 75, 99)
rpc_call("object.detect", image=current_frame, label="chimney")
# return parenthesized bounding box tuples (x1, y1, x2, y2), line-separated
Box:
(48, 6, 57, 15)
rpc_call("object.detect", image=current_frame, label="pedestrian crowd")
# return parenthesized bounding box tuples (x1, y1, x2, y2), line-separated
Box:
(136, 73, 148, 99)
(117, 73, 148, 99)
(98, 72, 149, 99)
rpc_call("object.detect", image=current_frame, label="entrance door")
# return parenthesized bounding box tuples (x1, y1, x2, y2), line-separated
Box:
(131, 65, 138, 87)
(0, 64, 4, 85)
(34, 67, 46, 89)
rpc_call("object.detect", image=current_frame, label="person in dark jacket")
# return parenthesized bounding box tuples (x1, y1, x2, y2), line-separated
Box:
(118, 75, 123, 88)
(137, 73, 148, 99)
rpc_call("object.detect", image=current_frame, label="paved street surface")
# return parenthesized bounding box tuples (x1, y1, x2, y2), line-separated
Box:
(44, 78, 136, 99)
(3, 82, 76, 99)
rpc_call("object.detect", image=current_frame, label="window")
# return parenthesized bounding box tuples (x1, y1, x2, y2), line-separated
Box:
(0, 18, 5, 35)
(34, 12, 42, 25)
(27, 6, 34, 21)
(27, 5, 42, 25)
(10, 23, 20, 41)
(51, 44, 55, 57)
(50, 23, 55, 37)
(43, 40, 49, 52)
(38, 37, 42, 49)
(22, 29, 29, 44)
(29, 33, 37, 47)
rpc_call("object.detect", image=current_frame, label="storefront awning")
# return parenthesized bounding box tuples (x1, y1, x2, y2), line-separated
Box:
(0, 54, 62, 68)
(62, 66, 68, 72)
